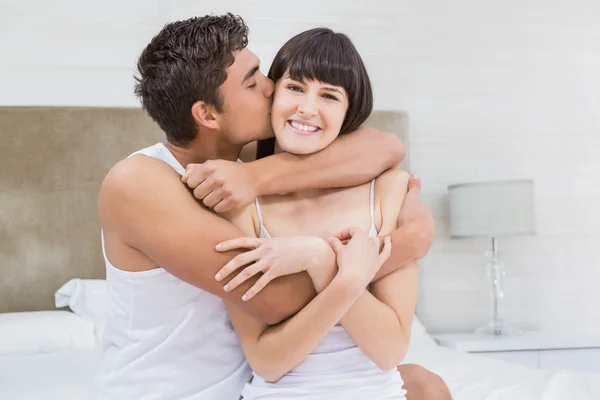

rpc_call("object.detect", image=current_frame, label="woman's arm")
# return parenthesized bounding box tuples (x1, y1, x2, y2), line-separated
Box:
(329, 173, 435, 282)
(330, 168, 419, 370)
(226, 274, 359, 383)
(338, 263, 418, 370)
(225, 232, 389, 383)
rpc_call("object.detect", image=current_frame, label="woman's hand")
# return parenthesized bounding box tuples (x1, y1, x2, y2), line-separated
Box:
(329, 228, 391, 289)
(214, 236, 335, 301)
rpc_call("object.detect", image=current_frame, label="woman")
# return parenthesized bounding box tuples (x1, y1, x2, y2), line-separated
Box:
(216, 28, 418, 399)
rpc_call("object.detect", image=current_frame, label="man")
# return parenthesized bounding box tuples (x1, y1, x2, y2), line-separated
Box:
(95, 13, 449, 400)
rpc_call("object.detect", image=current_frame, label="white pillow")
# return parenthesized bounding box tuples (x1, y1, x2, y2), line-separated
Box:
(55, 278, 107, 341)
(0, 310, 98, 355)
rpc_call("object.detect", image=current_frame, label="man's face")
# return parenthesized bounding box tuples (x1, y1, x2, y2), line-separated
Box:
(218, 48, 274, 145)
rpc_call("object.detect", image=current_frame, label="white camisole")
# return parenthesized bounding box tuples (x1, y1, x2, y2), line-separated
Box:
(241, 181, 407, 400)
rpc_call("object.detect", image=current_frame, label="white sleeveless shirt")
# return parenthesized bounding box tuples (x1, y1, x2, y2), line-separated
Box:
(241, 183, 407, 400)
(91, 143, 251, 400)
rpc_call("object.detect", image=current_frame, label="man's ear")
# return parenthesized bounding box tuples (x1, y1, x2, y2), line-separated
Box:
(191, 101, 221, 131)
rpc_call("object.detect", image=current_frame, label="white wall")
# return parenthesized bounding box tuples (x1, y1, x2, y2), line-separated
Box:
(0, 0, 158, 107)
(389, 0, 600, 335)
(162, 0, 600, 335)
(2, 0, 599, 334)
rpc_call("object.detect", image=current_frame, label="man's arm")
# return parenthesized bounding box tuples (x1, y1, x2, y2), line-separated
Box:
(182, 127, 404, 213)
(99, 155, 315, 325)
(253, 127, 405, 195)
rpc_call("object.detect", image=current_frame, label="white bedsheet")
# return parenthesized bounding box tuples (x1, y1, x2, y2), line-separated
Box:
(0, 350, 101, 400)
(1, 345, 599, 399)
(403, 345, 600, 400)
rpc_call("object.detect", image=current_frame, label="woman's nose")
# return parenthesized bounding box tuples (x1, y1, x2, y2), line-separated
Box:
(298, 96, 318, 117)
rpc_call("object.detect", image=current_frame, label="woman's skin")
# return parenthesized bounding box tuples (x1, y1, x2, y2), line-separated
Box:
(216, 74, 419, 383)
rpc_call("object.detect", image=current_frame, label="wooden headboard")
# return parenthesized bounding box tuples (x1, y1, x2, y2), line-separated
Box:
(0, 107, 408, 312)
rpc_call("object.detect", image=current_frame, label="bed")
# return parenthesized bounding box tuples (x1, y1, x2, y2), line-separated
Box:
(1, 107, 599, 399)
(2, 305, 600, 400)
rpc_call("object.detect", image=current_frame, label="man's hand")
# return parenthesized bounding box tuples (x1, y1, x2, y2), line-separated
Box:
(182, 160, 259, 212)
(397, 173, 435, 259)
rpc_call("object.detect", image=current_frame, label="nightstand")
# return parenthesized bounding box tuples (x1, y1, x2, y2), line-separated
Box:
(432, 331, 600, 374)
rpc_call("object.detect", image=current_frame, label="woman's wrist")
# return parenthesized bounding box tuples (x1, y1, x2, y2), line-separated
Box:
(333, 262, 371, 294)
(305, 237, 336, 270)
(305, 237, 337, 293)
(328, 273, 365, 301)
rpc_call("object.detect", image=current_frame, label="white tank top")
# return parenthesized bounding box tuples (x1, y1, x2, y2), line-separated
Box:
(242, 183, 407, 399)
(91, 143, 251, 400)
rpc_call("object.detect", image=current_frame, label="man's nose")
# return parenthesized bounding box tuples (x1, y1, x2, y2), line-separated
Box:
(263, 75, 274, 98)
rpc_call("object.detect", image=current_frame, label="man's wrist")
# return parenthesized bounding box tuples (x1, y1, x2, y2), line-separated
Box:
(246, 159, 270, 196)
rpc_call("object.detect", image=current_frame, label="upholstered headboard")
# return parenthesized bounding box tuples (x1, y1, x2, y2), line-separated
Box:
(0, 107, 408, 313)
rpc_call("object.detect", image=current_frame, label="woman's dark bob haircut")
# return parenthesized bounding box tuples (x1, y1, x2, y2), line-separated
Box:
(257, 27, 373, 158)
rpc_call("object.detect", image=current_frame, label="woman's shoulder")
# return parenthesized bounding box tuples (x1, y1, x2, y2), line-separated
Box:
(222, 201, 261, 238)
(373, 168, 410, 234)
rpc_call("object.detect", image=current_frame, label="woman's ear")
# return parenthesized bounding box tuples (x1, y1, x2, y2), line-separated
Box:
(191, 101, 221, 131)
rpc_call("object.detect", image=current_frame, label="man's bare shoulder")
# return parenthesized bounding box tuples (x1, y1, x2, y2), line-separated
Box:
(102, 154, 178, 192)
(98, 154, 201, 229)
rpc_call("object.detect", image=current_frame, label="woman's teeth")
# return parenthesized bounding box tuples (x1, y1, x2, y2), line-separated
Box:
(290, 121, 318, 132)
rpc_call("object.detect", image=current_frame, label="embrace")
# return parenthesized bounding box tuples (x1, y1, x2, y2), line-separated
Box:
(94, 13, 451, 400)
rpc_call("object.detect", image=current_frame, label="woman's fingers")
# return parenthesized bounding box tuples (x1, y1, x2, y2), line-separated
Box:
(242, 269, 275, 302)
(329, 226, 360, 242)
(215, 237, 264, 252)
(223, 260, 267, 292)
(215, 247, 263, 281)
(379, 236, 392, 265)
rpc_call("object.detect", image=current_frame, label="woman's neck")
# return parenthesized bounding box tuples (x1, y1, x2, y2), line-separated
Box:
(272, 141, 329, 200)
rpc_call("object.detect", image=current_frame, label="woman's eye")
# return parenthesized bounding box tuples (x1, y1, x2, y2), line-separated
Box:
(248, 83, 257, 88)
(323, 94, 338, 101)
(288, 85, 303, 92)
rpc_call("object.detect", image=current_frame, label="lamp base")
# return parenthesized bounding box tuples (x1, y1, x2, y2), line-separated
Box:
(475, 321, 523, 337)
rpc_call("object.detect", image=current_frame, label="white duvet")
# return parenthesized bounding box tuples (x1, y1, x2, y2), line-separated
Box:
(0, 350, 101, 400)
(2, 344, 599, 399)
(403, 344, 600, 400)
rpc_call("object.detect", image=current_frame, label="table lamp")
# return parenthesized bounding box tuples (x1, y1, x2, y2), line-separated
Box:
(448, 180, 536, 336)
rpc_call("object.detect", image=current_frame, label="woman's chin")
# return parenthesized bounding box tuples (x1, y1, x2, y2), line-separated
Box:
(279, 140, 326, 155)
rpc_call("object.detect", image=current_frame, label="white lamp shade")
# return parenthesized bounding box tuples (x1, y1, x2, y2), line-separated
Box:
(448, 180, 535, 238)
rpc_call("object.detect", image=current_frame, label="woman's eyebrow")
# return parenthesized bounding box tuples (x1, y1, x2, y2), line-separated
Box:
(321, 86, 343, 95)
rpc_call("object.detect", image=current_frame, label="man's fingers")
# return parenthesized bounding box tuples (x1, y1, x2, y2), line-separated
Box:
(181, 168, 190, 183)
(215, 237, 263, 253)
(184, 166, 208, 189)
(181, 163, 202, 184)
(214, 248, 263, 281)
(222, 261, 267, 293)
(193, 178, 216, 200)
(202, 188, 225, 209)
(213, 198, 234, 213)
(406, 172, 422, 194)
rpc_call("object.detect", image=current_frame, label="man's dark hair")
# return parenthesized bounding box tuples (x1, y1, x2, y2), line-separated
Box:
(257, 27, 373, 158)
(134, 13, 248, 145)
